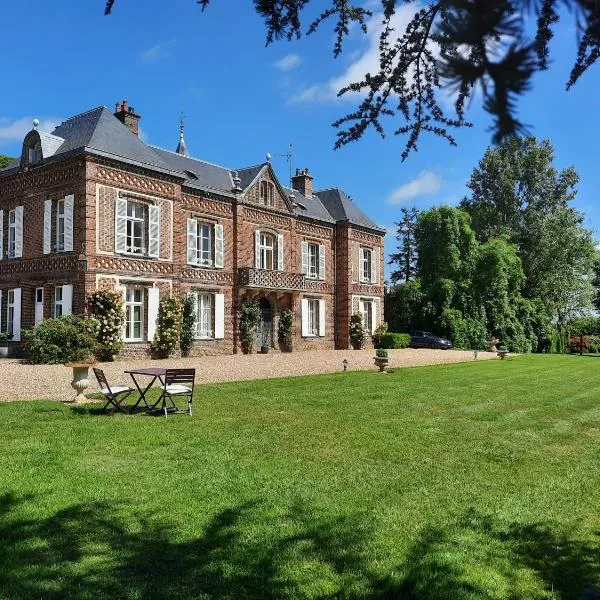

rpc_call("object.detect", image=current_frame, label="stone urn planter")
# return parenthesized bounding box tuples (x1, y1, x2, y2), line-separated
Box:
(65, 362, 95, 403)
(374, 350, 389, 372)
(487, 337, 499, 352)
(497, 348, 509, 360)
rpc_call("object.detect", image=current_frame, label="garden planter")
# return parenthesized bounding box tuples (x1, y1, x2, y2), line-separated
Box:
(260, 346, 270, 354)
(280, 343, 293, 353)
(0, 346, 8, 358)
(374, 356, 389, 372)
(65, 362, 95, 403)
(497, 350, 509, 360)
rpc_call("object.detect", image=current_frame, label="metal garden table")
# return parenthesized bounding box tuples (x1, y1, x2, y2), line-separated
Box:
(124, 367, 168, 412)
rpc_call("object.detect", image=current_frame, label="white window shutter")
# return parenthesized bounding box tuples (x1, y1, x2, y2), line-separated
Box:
(301, 298, 309, 337)
(64, 194, 74, 252)
(62, 284, 73, 316)
(187, 218, 197, 265)
(277, 234, 284, 271)
(14, 206, 23, 258)
(371, 249, 378, 284)
(43, 200, 52, 254)
(115, 199, 127, 253)
(214, 224, 224, 268)
(301, 241, 308, 275)
(147, 288, 160, 341)
(12, 288, 21, 341)
(0, 209, 3, 260)
(319, 245, 326, 280)
(318, 299, 326, 337)
(372, 299, 377, 334)
(148, 204, 160, 258)
(254, 229, 261, 269)
(214, 293, 225, 339)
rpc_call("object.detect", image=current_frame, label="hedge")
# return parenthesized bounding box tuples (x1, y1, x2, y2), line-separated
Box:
(372, 332, 411, 349)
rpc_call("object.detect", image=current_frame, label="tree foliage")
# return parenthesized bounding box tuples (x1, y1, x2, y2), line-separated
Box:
(389, 206, 419, 284)
(105, 0, 600, 160)
(0, 155, 14, 169)
(461, 137, 596, 323)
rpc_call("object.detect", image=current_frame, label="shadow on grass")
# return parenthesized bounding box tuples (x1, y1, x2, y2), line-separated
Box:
(0, 494, 598, 599)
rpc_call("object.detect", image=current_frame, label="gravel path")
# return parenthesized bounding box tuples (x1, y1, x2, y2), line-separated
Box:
(0, 348, 497, 402)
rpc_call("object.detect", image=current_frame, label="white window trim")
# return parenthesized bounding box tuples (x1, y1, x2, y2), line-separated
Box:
(190, 291, 214, 339)
(360, 247, 372, 283)
(124, 287, 144, 342)
(54, 286, 64, 318)
(56, 199, 65, 252)
(7, 209, 16, 259)
(125, 202, 146, 256)
(7, 289, 15, 336)
(258, 232, 275, 270)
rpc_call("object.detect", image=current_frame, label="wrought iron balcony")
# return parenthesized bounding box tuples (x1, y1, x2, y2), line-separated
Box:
(236, 267, 332, 292)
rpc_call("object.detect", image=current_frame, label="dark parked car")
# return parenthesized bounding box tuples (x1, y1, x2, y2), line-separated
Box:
(410, 331, 453, 350)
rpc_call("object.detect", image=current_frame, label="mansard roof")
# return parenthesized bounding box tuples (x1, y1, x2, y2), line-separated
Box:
(0, 104, 384, 233)
(315, 187, 385, 232)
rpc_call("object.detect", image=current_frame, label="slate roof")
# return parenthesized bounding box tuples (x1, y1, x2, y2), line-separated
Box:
(315, 188, 385, 232)
(151, 146, 234, 194)
(0, 105, 384, 232)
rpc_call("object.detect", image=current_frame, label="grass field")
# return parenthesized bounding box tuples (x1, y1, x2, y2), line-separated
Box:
(1, 354, 599, 599)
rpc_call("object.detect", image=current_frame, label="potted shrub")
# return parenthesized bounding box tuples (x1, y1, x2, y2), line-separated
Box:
(374, 348, 389, 372)
(350, 312, 365, 350)
(497, 346, 509, 360)
(0, 331, 12, 358)
(278, 309, 293, 352)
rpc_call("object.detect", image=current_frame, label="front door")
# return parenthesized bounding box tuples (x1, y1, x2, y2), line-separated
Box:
(257, 297, 273, 348)
(34, 288, 44, 325)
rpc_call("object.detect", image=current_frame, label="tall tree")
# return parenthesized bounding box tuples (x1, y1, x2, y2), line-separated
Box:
(415, 205, 477, 321)
(389, 207, 419, 284)
(461, 137, 596, 321)
(105, 1, 600, 160)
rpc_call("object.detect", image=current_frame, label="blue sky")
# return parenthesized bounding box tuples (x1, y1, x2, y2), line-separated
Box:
(1, 1, 598, 277)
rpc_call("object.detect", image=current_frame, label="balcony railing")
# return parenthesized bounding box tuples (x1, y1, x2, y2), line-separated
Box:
(237, 267, 320, 292)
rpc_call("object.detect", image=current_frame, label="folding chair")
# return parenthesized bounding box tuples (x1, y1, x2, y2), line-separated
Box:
(93, 368, 134, 414)
(160, 368, 195, 418)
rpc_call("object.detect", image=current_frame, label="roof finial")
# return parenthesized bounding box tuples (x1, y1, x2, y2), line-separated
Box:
(176, 111, 189, 157)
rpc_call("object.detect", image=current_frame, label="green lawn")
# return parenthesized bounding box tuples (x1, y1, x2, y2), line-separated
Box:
(1, 355, 600, 599)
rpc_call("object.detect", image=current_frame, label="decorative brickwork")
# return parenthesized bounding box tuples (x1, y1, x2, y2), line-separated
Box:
(94, 165, 176, 197)
(0, 126, 384, 355)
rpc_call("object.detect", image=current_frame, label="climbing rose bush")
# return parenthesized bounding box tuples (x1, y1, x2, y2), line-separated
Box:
(153, 296, 183, 357)
(88, 290, 125, 360)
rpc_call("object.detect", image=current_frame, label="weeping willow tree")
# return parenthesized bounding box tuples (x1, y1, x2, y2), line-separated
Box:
(105, 0, 600, 160)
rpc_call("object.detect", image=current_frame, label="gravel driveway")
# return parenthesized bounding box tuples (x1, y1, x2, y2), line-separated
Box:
(0, 348, 497, 402)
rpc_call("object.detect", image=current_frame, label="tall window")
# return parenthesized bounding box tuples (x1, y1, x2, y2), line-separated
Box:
(195, 222, 212, 266)
(56, 199, 65, 251)
(54, 286, 64, 317)
(360, 299, 373, 333)
(360, 247, 372, 282)
(8, 210, 16, 258)
(191, 292, 213, 339)
(307, 298, 319, 336)
(126, 202, 145, 254)
(125, 288, 144, 341)
(260, 181, 275, 207)
(259, 233, 275, 270)
(308, 243, 319, 278)
(6, 290, 14, 335)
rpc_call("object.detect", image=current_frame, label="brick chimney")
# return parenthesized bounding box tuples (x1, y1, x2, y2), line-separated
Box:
(114, 99, 141, 137)
(291, 168, 314, 197)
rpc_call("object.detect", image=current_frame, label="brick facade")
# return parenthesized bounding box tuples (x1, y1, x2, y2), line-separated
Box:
(0, 107, 384, 357)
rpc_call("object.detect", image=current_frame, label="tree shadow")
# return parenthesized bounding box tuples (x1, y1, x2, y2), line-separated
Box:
(1, 493, 598, 599)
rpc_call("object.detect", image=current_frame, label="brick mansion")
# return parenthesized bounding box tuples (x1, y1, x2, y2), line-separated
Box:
(0, 101, 385, 356)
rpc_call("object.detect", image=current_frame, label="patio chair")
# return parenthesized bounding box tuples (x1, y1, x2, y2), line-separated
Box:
(160, 368, 195, 418)
(93, 368, 134, 414)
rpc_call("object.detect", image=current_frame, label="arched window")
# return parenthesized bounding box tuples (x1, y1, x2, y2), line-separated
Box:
(260, 181, 275, 207)
(27, 141, 42, 166)
(258, 232, 275, 270)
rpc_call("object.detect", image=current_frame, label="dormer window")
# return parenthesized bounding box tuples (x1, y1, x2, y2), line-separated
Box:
(27, 142, 42, 166)
(260, 181, 275, 207)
